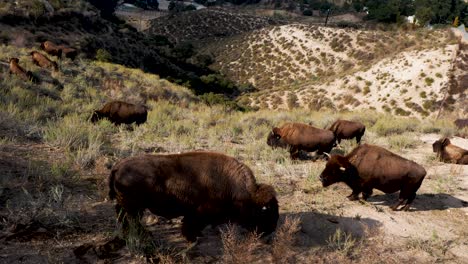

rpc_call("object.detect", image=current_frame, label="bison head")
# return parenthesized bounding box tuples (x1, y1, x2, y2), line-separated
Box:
(432, 138, 450, 153)
(9, 58, 19, 64)
(319, 155, 357, 187)
(90, 111, 101, 123)
(250, 184, 279, 236)
(267, 127, 286, 148)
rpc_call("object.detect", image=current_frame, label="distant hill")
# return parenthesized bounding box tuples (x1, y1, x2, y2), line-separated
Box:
(145, 8, 283, 43)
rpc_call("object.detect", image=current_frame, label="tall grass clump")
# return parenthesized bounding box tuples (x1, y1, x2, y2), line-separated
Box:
(387, 133, 421, 151)
(221, 224, 262, 264)
(371, 116, 420, 136)
(326, 228, 358, 257)
(272, 216, 301, 262)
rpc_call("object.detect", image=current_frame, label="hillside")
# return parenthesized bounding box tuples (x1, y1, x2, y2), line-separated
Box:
(145, 8, 283, 43)
(1, 41, 468, 263)
(201, 24, 466, 117)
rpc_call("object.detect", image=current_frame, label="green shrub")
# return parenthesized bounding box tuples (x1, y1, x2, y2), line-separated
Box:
(95, 49, 112, 62)
(372, 116, 419, 136)
(424, 77, 434, 86)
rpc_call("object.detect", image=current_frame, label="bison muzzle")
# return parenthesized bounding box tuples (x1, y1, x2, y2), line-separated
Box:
(319, 144, 426, 211)
(109, 152, 279, 242)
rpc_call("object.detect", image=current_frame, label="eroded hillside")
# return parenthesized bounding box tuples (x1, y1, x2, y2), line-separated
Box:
(201, 24, 466, 117)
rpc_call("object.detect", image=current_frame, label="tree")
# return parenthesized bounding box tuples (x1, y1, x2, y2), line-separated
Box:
(414, 5, 433, 25)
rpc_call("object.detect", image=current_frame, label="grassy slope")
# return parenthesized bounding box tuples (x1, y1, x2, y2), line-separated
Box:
(1, 42, 467, 263)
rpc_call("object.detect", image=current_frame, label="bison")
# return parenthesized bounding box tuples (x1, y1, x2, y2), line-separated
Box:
(267, 122, 336, 159)
(40, 41, 62, 58)
(90, 101, 148, 125)
(319, 144, 426, 211)
(109, 152, 279, 242)
(9, 58, 39, 83)
(58, 45, 78, 60)
(30, 51, 58, 71)
(454, 119, 468, 129)
(432, 137, 468, 164)
(328, 119, 366, 145)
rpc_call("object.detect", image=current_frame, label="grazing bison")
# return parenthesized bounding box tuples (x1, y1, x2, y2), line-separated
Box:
(328, 119, 366, 145)
(267, 122, 336, 159)
(91, 101, 148, 125)
(319, 144, 426, 211)
(30, 51, 58, 71)
(40, 41, 62, 58)
(109, 152, 279, 242)
(454, 119, 468, 129)
(9, 58, 39, 83)
(432, 137, 468, 164)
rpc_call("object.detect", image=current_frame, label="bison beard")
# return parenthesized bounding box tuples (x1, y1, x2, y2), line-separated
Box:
(319, 144, 426, 211)
(109, 152, 279, 242)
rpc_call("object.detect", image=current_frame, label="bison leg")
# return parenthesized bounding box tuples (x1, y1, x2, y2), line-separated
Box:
(362, 189, 373, 200)
(181, 214, 204, 242)
(356, 135, 362, 145)
(391, 198, 406, 211)
(347, 191, 359, 201)
(401, 192, 417, 211)
(289, 147, 300, 160)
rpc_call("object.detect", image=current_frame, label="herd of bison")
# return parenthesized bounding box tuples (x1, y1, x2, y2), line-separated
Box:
(7, 42, 468, 246)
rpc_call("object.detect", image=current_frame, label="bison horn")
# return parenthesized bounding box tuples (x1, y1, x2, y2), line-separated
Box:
(339, 166, 346, 171)
(323, 152, 331, 158)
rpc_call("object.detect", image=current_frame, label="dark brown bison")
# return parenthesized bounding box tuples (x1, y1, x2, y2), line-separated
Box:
(91, 101, 148, 125)
(328, 119, 366, 145)
(267, 122, 336, 159)
(109, 152, 279, 242)
(9, 58, 39, 83)
(319, 144, 426, 211)
(40, 41, 62, 58)
(432, 137, 468, 164)
(30, 51, 58, 71)
(454, 119, 468, 129)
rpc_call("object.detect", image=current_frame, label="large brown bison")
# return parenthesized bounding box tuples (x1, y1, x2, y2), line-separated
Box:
(319, 144, 426, 211)
(30, 51, 58, 71)
(328, 119, 366, 145)
(40, 41, 62, 58)
(432, 137, 468, 164)
(267, 122, 336, 159)
(8, 58, 39, 83)
(90, 101, 148, 125)
(454, 119, 468, 129)
(40, 41, 78, 60)
(109, 152, 279, 242)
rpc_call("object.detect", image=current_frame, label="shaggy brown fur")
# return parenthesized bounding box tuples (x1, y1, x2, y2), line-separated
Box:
(109, 152, 279, 241)
(319, 144, 426, 211)
(9, 58, 39, 83)
(30, 51, 58, 71)
(40, 41, 62, 58)
(267, 122, 336, 159)
(454, 119, 468, 129)
(90, 101, 147, 125)
(328, 119, 366, 144)
(432, 137, 468, 164)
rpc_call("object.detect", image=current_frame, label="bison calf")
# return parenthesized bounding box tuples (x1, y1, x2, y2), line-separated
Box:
(432, 137, 468, 164)
(267, 122, 336, 160)
(91, 101, 147, 125)
(30, 51, 58, 71)
(319, 144, 426, 211)
(328, 119, 366, 145)
(109, 152, 279, 242)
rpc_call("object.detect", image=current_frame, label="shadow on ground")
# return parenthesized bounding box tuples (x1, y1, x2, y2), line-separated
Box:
(367, 192, 468, 211)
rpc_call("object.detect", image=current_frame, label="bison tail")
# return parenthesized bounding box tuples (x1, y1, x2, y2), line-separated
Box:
(108, 168, 117, 200)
